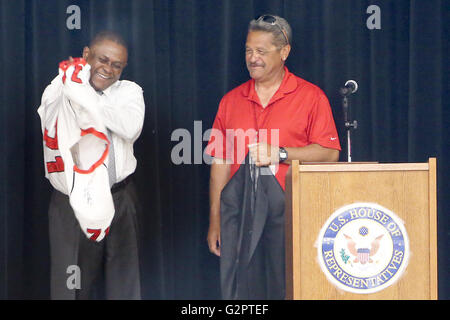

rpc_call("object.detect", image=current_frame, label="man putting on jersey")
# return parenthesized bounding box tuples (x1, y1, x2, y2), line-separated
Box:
(38, 31, 145, 299)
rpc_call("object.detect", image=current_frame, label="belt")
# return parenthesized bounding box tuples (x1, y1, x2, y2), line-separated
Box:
(111, 176, 131, 193)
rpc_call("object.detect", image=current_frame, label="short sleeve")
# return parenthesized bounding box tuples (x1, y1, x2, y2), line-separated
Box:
(307, 92, 341, 150)
(205, 97, 233, 160)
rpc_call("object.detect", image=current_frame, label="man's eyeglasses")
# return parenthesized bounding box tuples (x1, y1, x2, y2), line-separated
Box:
(256, 15, 289, 46)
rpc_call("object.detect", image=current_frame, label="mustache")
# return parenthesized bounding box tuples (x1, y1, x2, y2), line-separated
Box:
(247, 63, 265, 68)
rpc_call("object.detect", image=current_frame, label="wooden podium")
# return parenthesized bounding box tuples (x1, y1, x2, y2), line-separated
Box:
(285, 158, 437, 300)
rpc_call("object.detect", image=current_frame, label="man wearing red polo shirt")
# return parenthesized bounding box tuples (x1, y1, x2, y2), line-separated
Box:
(206, 15, 340, 299)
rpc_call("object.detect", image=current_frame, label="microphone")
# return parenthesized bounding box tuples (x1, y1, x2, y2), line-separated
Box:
(340, 80, 358, 96)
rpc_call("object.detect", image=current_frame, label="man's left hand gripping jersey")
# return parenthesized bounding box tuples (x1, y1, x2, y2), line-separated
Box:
(38, 58, 114, 242)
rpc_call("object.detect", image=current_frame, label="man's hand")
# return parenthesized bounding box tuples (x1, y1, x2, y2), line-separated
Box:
(207, 217, 221, 256)
(248, 142, 280, 166)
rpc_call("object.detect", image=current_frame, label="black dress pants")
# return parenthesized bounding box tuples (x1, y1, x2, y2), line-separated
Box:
(48, 180, 141, 300)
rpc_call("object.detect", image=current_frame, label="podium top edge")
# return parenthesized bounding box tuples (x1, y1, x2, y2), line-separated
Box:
(297, 162, 430, 172)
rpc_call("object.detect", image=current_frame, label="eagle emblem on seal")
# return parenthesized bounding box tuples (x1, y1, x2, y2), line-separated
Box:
(344, 227, 384, 264)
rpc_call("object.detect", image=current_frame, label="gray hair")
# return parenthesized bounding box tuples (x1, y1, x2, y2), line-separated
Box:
(248, 15, 292, 48)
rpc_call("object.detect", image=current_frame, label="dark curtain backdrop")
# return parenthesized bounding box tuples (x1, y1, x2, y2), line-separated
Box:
(0, 0, 448, 299)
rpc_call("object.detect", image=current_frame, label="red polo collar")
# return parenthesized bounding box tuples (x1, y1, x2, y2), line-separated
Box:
(242, 66, 298, 106)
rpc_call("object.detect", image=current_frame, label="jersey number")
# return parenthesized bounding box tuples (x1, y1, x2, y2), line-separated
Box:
(44, 122, 65, 173)
(71, 64, 83, 83)
(87, 227, 110, 241)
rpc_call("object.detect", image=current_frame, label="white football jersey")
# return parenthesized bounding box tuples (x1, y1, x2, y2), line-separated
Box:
(37, 58, 145, 242)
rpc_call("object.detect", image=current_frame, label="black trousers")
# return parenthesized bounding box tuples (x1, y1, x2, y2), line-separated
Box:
(48, 180, 141, 300)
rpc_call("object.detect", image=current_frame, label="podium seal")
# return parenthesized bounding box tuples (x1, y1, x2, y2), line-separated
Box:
(317, 203, 410, 294)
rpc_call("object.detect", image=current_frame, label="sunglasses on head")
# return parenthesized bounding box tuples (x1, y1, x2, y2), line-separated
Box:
(256, 15, 289, 45)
